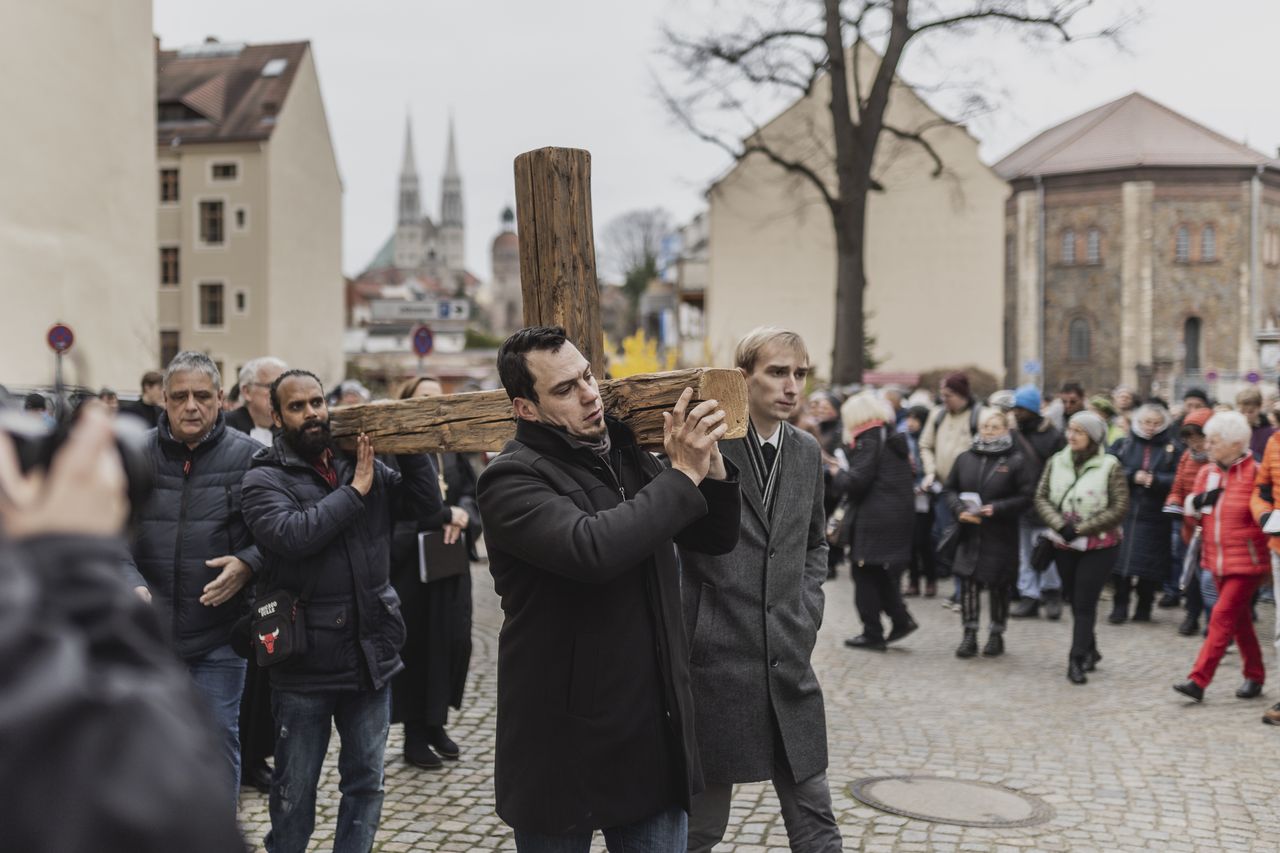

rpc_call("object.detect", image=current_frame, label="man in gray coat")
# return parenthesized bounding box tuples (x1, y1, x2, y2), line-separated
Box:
(680, 328, 842, 852)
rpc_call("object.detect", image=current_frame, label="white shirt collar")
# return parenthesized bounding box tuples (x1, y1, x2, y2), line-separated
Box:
(756, 422, 783, 448)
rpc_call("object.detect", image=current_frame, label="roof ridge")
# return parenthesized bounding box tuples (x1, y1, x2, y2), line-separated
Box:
(1132, 92, 1266, 162)
(1009, 93, 1135, 174)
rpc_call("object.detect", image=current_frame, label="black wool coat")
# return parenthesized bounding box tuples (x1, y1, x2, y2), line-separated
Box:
(124, 413, 261, 660)
(942, 446, 1036, 586)
(241, 438, 442, 693)
(477, 418, 740, 835)
(1110, 429, 1180, 581)
(389, 452, 480, 726)
(834, 426, 915, 566)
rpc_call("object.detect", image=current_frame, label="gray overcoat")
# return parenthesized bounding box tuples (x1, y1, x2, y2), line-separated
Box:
(679, 424, 831, 784)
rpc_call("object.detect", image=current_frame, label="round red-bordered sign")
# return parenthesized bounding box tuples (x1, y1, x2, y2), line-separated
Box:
(47, 323, 75, 353)
(411, 325, 434, 357)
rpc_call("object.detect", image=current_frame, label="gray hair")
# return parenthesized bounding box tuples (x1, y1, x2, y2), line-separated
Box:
(840, 392, 894, 443)
(238, 356, 288, 388)
(163, 351, 221, 391)
(1205, 411, 1252, 447)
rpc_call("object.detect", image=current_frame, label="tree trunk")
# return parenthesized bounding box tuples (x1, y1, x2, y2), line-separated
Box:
(831, 198, 867, 385)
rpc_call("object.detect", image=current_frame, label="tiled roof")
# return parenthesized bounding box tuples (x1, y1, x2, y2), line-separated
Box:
(156, 40, 308, 144)
(995, 92, 1272, 180)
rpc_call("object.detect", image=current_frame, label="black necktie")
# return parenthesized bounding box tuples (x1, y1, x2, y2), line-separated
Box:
(762, 442, 777, 473)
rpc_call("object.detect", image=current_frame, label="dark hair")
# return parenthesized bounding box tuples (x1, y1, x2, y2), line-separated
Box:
(1060, 381, 1085, 396)
(23, 392, 46, 411)
(906, 404, 931, 424)
(1183, 387, 1210, 405)
(396, 375, 443, 401)
(497, 326, 569, 403)
(270, 369, 325, 414)
(140, 370, 163, 389)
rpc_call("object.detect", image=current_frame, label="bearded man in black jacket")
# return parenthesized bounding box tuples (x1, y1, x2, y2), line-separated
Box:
(477, 326, 741, 852)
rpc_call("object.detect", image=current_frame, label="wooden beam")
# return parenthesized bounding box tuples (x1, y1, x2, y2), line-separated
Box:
(330, 367, 749, 454)
(513, 148, 605, 378)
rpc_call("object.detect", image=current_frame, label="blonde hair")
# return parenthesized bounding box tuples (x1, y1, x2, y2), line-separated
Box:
(979, 409, 1009, 429)
(840, 393, 893, 443)
(1237, 387, 1263, 407)
(734, 327, 809, 373)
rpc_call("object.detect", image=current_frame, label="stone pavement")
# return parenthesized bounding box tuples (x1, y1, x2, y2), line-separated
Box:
(238, 566, 1280, 851)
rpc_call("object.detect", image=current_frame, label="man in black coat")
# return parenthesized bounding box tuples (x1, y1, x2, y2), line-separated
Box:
(241, 369, 442, 853)
(477, 326, 741, 851)
(1009, 385, 1068, 620)
(122, 351, 261, 802)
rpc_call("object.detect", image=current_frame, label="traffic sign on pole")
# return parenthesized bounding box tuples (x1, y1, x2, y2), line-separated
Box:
(411, 325, 434, 357)
(47, 323, 74, 353)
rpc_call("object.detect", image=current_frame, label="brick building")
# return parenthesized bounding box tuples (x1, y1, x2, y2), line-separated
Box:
(998, 93, 1280, 399)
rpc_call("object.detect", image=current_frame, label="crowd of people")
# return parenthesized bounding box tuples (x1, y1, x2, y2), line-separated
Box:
(7, 331, 1280, 853)
(804, 373, 1280, 701)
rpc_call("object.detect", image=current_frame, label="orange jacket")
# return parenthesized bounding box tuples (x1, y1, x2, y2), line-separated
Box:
(1167, 449, 1209, 545)
(1194, 456, 1268, 577)
(1251, 431, 1280, 556)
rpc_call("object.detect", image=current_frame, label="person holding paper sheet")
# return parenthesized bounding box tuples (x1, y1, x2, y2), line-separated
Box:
(1173, 412, 1269, 703)
(1035, 412, 1129, 685)
(943, 410, 1036, 659)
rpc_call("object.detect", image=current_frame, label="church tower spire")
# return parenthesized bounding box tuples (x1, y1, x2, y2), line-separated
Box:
(439, 115, 466, 273)
(398, 114, 420, 226)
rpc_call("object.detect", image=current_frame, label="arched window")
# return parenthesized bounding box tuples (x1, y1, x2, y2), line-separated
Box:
(1086, 228, 1102, 264)
(1201, 224, 1216, 262)
(1061, 229, 1076, 265)
(1069, 317, 1091, 361)
(1184, 316, 1202, 371)
(1176, 226, 1190, 263)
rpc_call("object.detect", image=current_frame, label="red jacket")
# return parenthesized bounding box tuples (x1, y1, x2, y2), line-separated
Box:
(1193, 455, 1268, 578)
(1166, 449, 1209, 545)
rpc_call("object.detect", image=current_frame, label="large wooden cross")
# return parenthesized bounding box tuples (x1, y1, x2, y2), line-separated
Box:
(331, 147, 748, 453)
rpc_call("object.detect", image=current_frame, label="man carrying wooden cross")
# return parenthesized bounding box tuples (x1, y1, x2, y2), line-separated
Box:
(477, 326, 742, 851)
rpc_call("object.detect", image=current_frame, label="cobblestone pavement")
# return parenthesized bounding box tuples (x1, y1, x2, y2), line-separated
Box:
(239, 565, 1280, 851)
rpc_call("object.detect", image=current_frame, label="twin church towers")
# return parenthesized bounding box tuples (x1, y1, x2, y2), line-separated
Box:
(393, 116, 466, 281)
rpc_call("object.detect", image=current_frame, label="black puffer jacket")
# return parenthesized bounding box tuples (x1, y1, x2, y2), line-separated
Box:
(241, 438, 442, 693)
(125, 413, 261, 661)
(942, 446, 1036, 586)
(835, 425, 914, 565)
(1014, 415, 1065, 522)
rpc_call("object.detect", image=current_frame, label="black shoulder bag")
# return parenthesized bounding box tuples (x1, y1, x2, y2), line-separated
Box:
(1030, 469, 1085, 573)
(251, 569, 321, 667)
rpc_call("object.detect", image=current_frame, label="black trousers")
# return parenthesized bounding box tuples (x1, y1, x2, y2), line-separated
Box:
(909, 511, 936, 584)
(852, 562, 911, 642)
(1057, 546, 1119, 659)
(960, 579, 1009, 632)
(1112, 574, 1158, 616)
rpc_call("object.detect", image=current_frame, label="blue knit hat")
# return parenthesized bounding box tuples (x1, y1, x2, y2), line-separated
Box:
(1013, 385, 1042, 413)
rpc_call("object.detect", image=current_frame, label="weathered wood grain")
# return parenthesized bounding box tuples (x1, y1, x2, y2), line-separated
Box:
(330, 368, 748, 454)
(514, 148, 605, 378)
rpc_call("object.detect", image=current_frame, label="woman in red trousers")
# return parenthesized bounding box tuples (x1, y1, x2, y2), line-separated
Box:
(1174, 411, 1269, 702)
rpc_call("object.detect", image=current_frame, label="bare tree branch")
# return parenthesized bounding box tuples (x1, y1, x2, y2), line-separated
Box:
(881, 121, 945, 177)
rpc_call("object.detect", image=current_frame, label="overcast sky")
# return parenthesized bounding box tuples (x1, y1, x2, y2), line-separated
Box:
(154, 1, 1280, 282)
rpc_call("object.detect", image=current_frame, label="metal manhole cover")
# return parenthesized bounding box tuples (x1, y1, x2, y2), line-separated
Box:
(850, 776, 1055, 828)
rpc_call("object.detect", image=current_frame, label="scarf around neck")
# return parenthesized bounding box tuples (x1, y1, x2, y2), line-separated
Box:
(972, 433, 1014, 455)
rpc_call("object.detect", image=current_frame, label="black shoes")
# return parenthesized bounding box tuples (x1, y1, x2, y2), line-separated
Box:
(1173, 680, 1205, 702)
(1042, 590, 1063, 621)
(1010, 598, 1039, 619)
(241, 760, 272, 793)
(887, 616, 919, 643)
(1237, 680, 1264, 699)
(955, 629, 978, 659)
(982, 633, 1004, 657)
(1157, 592, 1181, 609)
(427, 726, 460, 760)
(845, 634, 888, 651)
(404, 723, 444, 769)
(1131, 607, 1152, 623)
(1067, 658, 1088, 684)
(1084, 648, 1102, 672)
(1108, 606, 1128, 625)
(1177, 615, 1199, 636)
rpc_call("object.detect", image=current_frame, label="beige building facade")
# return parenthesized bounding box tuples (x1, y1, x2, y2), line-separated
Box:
(156, 39, 343, 385)
(1, 0, 157, 390)
(705, 49, 1007, 381)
